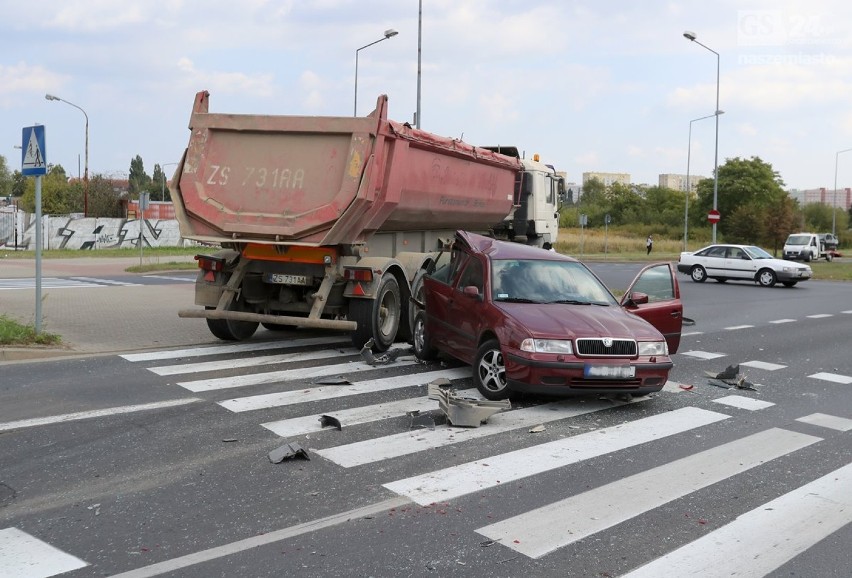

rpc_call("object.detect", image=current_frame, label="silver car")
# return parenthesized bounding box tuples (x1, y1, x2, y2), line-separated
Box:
(677, 244, 812, 287)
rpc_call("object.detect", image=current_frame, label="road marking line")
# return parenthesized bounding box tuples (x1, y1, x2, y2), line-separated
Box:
(740, 360, 786, 370)
(383, 407, 729, 506)
(711, 395, 775, 411)
(0, 398, 201, 432)
(69, 276, 140, 286)
(220, 368, 469, 413)
(150, 349, 355, 376)
(724, 324, 753, 330)
(476, 427, 820, 559)
(621, 462, 852, 578)
(806, 313, 833, 319)
(318, 396, 647, 468)
(796, 413, 852, 431)
(679, 350, 726, 360)
(109, 496, 411, 578)
(769, 318, 796, 324)
(0, 527, 88, 577)
(120, 337, 349, 362)
(142, 275, 194, 282)
(808, 372, 852, 384)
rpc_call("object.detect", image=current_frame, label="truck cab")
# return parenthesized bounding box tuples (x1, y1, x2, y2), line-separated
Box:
(783, 232, 838, 262)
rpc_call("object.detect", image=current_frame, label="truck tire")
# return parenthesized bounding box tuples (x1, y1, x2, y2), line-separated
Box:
(803, 251, 812, 262)
(412, 311, 439, 361)
(825, 253, 833, 262)
(205, 300, 259, 341)
(350, 273, 400, 352)
(474, 339, 510, 400)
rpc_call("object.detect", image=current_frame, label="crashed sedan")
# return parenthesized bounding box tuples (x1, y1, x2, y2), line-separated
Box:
(412, 231, 683, 400)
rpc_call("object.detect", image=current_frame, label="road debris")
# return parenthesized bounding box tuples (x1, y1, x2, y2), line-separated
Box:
(319, 415, 342, 431)
(313, 376, 352, 385)
(407, 410, 436, 430)
(268, 442, 310, 463)
(427, 381, 511, 427)
(359, 338, 407, 366)
(528, 425, 546, 433)
(704, 364, 758, 391)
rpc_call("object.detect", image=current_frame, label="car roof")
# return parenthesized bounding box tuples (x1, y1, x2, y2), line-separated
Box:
(455, 230, 578, 262)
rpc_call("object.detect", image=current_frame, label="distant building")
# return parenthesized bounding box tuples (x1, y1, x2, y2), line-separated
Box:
(582, 172, 630, 187)
(790, 188, 852, 210)
(658, 173, 708, 193)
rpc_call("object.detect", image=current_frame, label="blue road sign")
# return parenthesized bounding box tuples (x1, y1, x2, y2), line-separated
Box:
(22, 125, 47, 176)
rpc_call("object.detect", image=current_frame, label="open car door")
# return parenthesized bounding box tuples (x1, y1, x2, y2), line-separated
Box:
(620, 262, 683, 354)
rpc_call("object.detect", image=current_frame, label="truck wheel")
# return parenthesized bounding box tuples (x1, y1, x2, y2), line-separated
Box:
(826, 253, 833, 262)
(205, 300, 259, 341)
(413, 311, 439, 361)
(757, 269, 777, 287)
(474, 339, 510, 400)
(690, 265, 707, 283)
(803, 251, 812, 262)
(350, 273, 400, 352)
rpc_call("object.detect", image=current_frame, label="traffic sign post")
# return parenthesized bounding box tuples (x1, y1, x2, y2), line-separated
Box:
(22, 125, 47, 333)
(707, 209, 721, 224)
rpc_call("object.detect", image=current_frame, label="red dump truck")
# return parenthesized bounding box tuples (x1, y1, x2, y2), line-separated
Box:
(172, 91, 564, 350)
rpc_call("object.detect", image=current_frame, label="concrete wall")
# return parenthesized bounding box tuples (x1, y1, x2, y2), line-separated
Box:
(0, 211, 196, 251)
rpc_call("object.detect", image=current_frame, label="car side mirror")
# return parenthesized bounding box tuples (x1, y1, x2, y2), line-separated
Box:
(462, 285, 482, 300)
(624, 291, 649, 306)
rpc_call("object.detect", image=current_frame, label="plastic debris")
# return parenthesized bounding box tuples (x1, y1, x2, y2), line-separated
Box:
(407, 410, 436, 430)
(427, 381, 511, 427)
(704, 364, 757, 390)
(314, 377, 352, 385)
(678, 384, 694, 391)
(528, 425, 546, 433)
(359, 338, 407, 366)
(268, 442, 311, 463)
(319, 415, 342, 431)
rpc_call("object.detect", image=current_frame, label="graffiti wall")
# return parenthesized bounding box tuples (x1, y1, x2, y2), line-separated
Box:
(0, 211, 196, 250)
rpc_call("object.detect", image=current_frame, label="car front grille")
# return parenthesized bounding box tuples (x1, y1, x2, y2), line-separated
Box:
(576, 338, 637, 357)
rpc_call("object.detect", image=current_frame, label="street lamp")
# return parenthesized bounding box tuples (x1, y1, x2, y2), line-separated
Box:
(161, 162, 179, 202)
(354, 29, 398, 116)
(417, 0, 422, 128)
(45, 93, 89, 217)
(684, 31, 721, 243)
(685, 111, 724, 251)
(832, 148, 852, 236)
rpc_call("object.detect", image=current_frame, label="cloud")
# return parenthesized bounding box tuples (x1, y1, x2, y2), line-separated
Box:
(0, 63, 68, 108)
(175, 57, 275, 97)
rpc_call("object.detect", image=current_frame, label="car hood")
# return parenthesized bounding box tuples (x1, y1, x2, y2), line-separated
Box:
(494, 302, 663, 341)
(759, 258, 811, 269)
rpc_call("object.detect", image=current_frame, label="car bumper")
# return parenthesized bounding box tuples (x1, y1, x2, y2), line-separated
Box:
(776, 269, 812, 282)
(676, 263, 692, 274)
(505, 353, 672, 396)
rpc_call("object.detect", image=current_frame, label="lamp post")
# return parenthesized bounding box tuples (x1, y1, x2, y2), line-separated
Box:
(416, 0, 422, 128)
(354, 29, 398, 116)
(683, 31, 721, 243)
(832, 148, 852, 236)
(161, 162, 179, 202)
(45, 93, 89, 217)
(684, 111, 724, 251)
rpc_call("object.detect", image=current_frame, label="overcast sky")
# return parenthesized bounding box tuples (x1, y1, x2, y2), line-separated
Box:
(2, 0, 851, 191)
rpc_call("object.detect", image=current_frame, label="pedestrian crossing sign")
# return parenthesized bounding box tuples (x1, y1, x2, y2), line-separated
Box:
(22, 125, 47, 176)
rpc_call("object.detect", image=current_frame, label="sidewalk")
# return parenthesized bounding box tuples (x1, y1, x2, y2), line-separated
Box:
(0, 256, 222, 363)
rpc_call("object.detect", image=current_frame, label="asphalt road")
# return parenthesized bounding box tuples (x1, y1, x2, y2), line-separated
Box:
(1, 265, 850, 578)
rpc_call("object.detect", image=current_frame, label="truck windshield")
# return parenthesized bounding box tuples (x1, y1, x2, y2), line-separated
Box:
(785, 235, 809, 246)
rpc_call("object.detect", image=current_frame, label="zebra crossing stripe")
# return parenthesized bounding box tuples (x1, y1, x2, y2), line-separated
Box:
(621, 461, 852, 577)
(120, 337, 349, 362)
(0, 527, 88, 576)
(317, 396, 646, 468)
(69, 276, 140, 286)
(150, 349, 355, 376)
(711, 395, 775, 411)
(219, 368, 469, 412)
(679, 351, 726, 360)
(796, 413, 852, 431)
(740, 360, 786, 371)
(476, 427, 821, 559)
(383, 406, 730, 506)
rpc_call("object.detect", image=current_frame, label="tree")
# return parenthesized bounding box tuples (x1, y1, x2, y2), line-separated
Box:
(87, 175, 125, 218)
(149, 163, 167, 201)
(19, 164, 81, 214)
(695, 156, 787, 238)
(128, 155, 151, 195)
(12, 171, 26, 197)
(762, 195, 798, 254)
(0, 154, 12, 197)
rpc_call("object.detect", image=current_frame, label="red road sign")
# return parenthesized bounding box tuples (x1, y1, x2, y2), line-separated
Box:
(707, 209, 720, 223)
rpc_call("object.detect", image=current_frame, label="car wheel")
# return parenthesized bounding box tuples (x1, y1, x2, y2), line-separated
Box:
(412, 311, 439, 361)
(757, 269, 777, 287)
(690, 265, 707, 283)
(474, 339, 510, 400)
(782, 281, 797, 287)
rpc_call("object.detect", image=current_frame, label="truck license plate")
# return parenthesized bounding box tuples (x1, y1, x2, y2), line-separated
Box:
(264, 273, 310, 286)
(584, 364, 635, 379)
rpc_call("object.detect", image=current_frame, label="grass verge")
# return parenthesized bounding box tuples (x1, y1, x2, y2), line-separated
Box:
(0, 315, 62, 347)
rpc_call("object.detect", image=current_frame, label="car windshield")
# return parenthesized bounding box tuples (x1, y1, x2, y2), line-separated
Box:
(491, 259, 617, 305)
(785, 235, 809, 246)
(744, 246, 773, 259)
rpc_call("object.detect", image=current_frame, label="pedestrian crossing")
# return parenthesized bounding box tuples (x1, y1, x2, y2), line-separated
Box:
(0, 276, 141, 290)
(112, 338, 852, 575)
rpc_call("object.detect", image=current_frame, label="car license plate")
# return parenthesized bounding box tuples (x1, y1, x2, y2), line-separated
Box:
(264, 273, 311, 286)
(584, 364, 635, 379)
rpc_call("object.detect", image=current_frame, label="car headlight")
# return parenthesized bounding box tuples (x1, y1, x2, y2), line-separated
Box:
(638, 341, 668, 356)
(782, 266, 795, 272)
(520, 338, 574, 354)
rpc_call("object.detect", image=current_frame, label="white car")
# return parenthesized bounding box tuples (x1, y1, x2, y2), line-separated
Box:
(677, 244, 812, 287)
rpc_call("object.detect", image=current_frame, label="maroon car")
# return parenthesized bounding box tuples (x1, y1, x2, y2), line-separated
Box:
(413, 231, 683, 400)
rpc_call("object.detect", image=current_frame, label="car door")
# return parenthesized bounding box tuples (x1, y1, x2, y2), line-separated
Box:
(423, 248, 469, 352)
(723, 246, 753, 279)
(620, 262, 683, 354)
(700, 245, 728, 278)
(446, 255, 486, 362)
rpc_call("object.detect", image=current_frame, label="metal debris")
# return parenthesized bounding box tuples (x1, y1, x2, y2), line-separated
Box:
(319, 415, 342, 431)
(407, 410, 436, 430)
(268, 442, 311, 463)
(427, 381, 511, 427)
(704, 365, 757, 390)
(359, 338, 407, 366)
